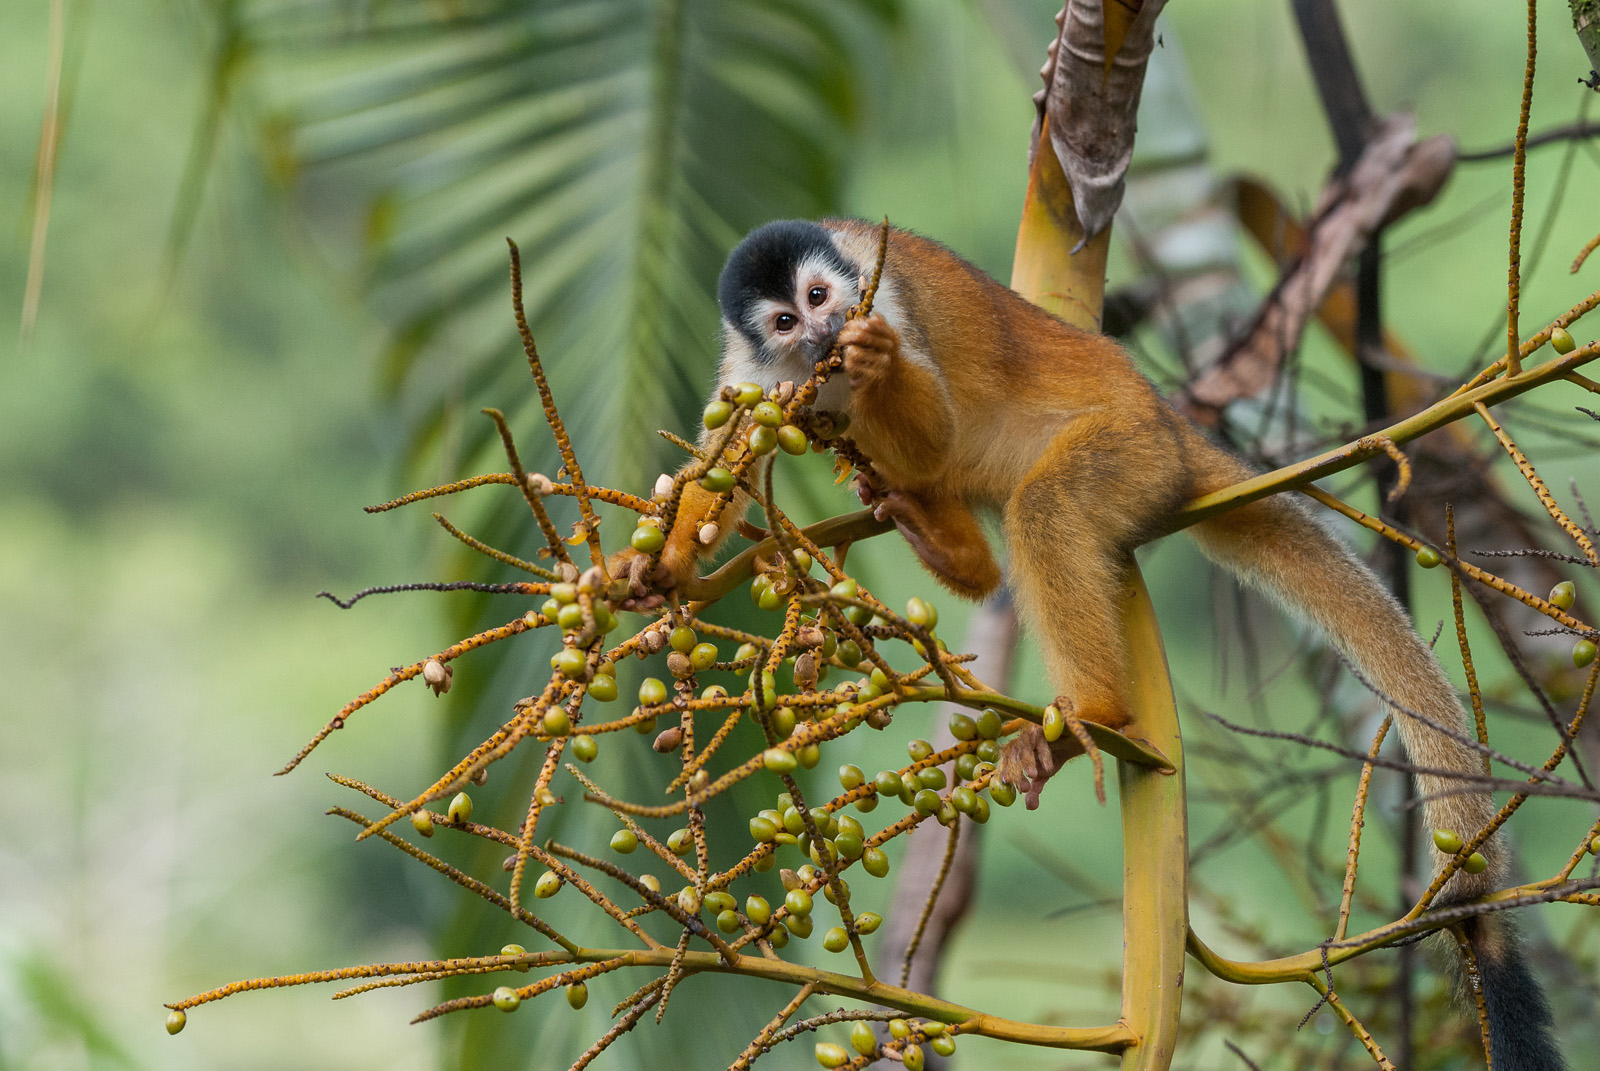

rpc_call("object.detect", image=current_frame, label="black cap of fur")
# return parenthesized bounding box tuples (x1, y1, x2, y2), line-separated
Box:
(717, 220, 854, 354)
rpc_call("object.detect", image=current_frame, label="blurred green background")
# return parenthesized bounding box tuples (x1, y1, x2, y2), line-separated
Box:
(3, 1, 1598, 1068)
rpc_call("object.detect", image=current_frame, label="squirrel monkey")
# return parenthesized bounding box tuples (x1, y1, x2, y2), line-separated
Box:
(625, 219, 1563, 1070)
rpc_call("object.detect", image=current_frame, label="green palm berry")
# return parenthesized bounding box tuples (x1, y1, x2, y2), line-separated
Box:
(639, 875, 661, 894)
(899, 774, 920, 800)
(749, 426, 778, 455)
(989, 781, 1018, 807)
(1550, 581, 1577, 610)
(1590, 836, 1600, 855)
(717, 909, 741, 933)
(541, 598, 562, 624)
(690, 642, 719, 671)
(587, 675, 618, 702)
(677, 887, 700, 915)
(815, 1042, 850, 1069)
(639, 678, 669, 705)
(823, 926, 850, 952)
(874, 770, 903, 796)
(975, 739, 1000, 763)
(845, 604, 873, 626)
(703, 400, 735, 428)
(746, 895, 771, 924)
(903, 1043, 925, 1071)
(543, 709, 571, 735)
(551, 583, 578, 605)
(786, 914, 814, 939)
(758, 584, 784, 612)
(907, 739, 933, 762)
(948, 713, 977, 741)
(535, 871, 562, 899)
(782, 807, 805, 835)
(1576, 639, 1598, 668)
(913, 789, 941, 815)
(834, 831, 864, 860)
(771, 706, 797, 739)
(976, 709, 1003, 739)
(733, 382, 764, 405)
(797, 744, 821, 769)
(764, 748, 798, 773)
(635, 716, 657, 734)
(931, 1034, 956, 1057)
(906, 597, 938, 629)
(165, 1010, 187, 1035)
(492, 987, 521, 1012)
(749, 816, 779, 842)
(951, 786, 978, 814)
(1042, 703, 1065, 743)
(611, 829, 639, 854)
(917, 767, 947, 790)
(1551, 326, 1576, 354)
(855, 911, 883, 935)
(777, 425, 809, 454)
(448, 792, 473, 823)
(857, 679, 883, 702)
(1463, 852, 1489, 874)
(830, 577, 859, 600)
(571, 734, 599, 762)
(854, 794, 879, 813)
(921, 1022, 946, 1038)
(1433, 829, 1464, 854)
(785, 888, 814, 916)
(669, 626, 697, 653)
(554, 649, 587, 680)
(766, 924, 788, 947)
(836, 815, 863, 838)
(837, 640, 863, 667)
(566, 983, 588, 1010)
(889, 1019, 911, 1040)
(500, 943, 526, 958)
(937, 801, 958, 826)
(955, 753, 979, 781)
(630, 525, 666, 554)
(970, 796, 991, 824)
(1416, 546, 1442, 569)
(698, 891, 732, 915)
(667, 828, 693, 855)
(700, 467, 737, 493)
(411, 810, 435, 837)
(750, 574, 773, 606)
(752, 400, 784, 427)
(851, 1020, 878, 1055)
(838, 764, 866, 790)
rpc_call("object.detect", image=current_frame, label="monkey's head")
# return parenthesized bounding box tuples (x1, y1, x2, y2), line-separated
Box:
(716, 220, 862, 387)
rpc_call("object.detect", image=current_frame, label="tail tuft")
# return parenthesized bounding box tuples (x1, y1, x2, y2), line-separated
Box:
(1475, 919, 1567, 1071)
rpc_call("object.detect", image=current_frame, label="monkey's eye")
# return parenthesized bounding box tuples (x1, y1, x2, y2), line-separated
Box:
(774, 313, 798, 333)
(807, 285, 828, 307)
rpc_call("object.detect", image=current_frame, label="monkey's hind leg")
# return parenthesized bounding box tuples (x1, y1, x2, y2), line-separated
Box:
(997, 413, 1186, 806)
(870, 488, 1002, 600)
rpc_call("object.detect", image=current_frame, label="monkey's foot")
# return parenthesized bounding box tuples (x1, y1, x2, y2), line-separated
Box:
(839, 313, 900, 390)
(996, 697, 1111, 808)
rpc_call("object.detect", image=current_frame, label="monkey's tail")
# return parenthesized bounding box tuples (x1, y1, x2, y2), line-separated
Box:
(1181, 439, 1565, 1070)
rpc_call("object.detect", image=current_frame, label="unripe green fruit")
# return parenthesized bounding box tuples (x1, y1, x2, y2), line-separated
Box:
(703, 400, 734, 428)
(541, 598, 562, 623)
(822, 926, 850, 952)
(1042, 703, 1065, 742)
(758, 585, 784, 611)
(411, 810, 435, 837)
(554, 649, 588, 680)
(913, 789, 940, 816)
(786, 888, 814, 916)
(764, 748, 798, 773)
(917, 767, 946, 790)
(797, 744, 821, 769)
(771, 706, 797, 739)
(948, 713, 977, 741)
(535, 870, 562, 898)
(955, 753, 979, 781)
(903, 1043, 925, 1071)
(976, 709, 1003, 739)
(837, 639, 863, 667)
(970, 796, 991, 824)
(831, 578, 858, 600)
(700, 467, 737, 493)
(752, 400, 784, 427)
(1551, 326, 1577, 354)
(670, 625, 698, 653)
(989, 781, 1018, 807)
(839, 764, 866, 790)
(834, 831, 864, 860)
(777, 425, 809, 454)
(749, 426, 778, 455)
(690, 642, 720, 671)
(746, 895, 771, 924)
(951, 786, 978, 814)
(448, 792, 473, 823)
(630, 525, 666, 554)
(1433, 829, 1463, 854)
(1550, 581, 1576, 610)
(783, 807, 805, 836)
(551, 583, 578, 605)
(1415, 545, 1442, 569)
(1463, 852, 1489, 874)
(1590, 836, 1600, 855)
(855, 911, 883, 935)
(852, 1020, 878, 1055)
(931, 1034, 956, 1057)
(875, 770, 903, 796)
(889, 1019, 910, 1040)
(667, 828, 693, 855)
(587, 674, 618, 702)
(733, 382, 764, 405)
(815, 1042, 850, 1068)
(611, 829, 639, 853)
(786, 913, 813, 938)
(635, 716, 658, 734)
(975, 739, 1000, 763)
(639, 678, 669, 705)
(566, 982, 588, 1010)
(907, 739, 933, 761)
(571, 734, 599, 763)
(906, 597, 938, 629)
(717, 909, 741, 933)
(639, 874, 661, 893)
(1576, 639, 1598, 669)
(749, 816, 778, 842)
(855, 793, 879, 813)
(676, 887, 700, 915)
(543, 709, 571, 736)
(501, 943, 526, 958)
(704, 891, 735, 914)
(492, 986, 521, 1012)
(166, 1010, 187, 1035)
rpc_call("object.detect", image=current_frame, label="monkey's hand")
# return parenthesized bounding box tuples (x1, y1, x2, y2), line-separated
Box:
(838, 313, 900, 390)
